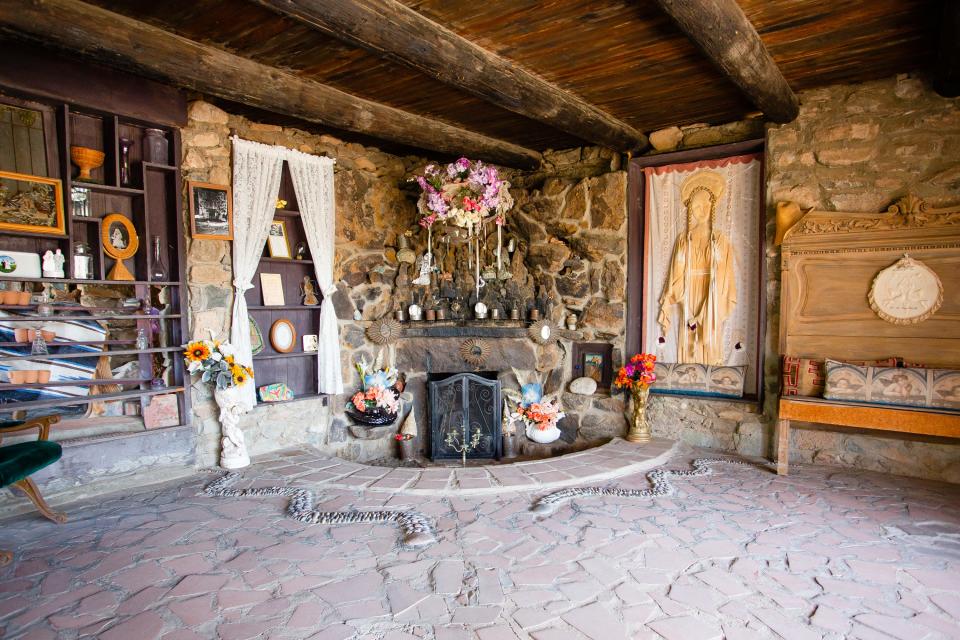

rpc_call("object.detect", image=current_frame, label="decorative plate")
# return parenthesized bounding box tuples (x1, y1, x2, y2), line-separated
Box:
(249, 317, 264, 355)
(269, 318, 297, 353)
(868, 255, 943, 325)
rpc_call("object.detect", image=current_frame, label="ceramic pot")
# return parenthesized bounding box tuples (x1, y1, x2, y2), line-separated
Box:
(8, 371, 26, 384)
(37, 370, 51, 383)
(526, 423, 561, 444)
(626, 386, 652, 443)
(14, 328, 31, 343)
(16, 291, 30, 305)
(1, 291, 18, 304)
(23, 370, 39, 384)
(40, 330, 55, 342)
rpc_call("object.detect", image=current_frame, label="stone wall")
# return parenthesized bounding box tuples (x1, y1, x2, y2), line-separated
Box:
(650, 74, 960, 483)
(181, 101, 633, 465)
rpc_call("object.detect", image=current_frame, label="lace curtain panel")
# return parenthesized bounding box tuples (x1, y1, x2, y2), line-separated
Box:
(229, 137, 286, 408)
(287, 150, 343, 395)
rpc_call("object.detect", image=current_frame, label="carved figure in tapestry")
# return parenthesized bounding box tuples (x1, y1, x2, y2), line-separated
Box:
(657, 170, 737, 365)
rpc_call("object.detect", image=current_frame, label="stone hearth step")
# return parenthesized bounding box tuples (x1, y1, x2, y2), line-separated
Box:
(248, 437, 682, 497)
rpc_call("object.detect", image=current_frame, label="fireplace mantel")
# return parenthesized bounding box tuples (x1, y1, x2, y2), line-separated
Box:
(401, 321, 528, 339)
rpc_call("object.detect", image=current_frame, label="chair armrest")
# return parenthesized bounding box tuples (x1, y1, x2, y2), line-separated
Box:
(0, 416, 60, 442)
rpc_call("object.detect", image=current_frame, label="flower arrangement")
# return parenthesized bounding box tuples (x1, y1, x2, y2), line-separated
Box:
(513, 400, 566, 433)
(346, 358, 402, 425)
(614, 353, 657, 392)
(184, 339, 253, 390)
(413, 157, 513, 232)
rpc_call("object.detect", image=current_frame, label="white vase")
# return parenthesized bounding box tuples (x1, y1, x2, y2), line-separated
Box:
(214, 384, 254, 469)
(526, 423, 561, 444)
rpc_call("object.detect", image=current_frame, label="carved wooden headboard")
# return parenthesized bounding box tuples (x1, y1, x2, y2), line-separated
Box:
(777, 195, 960, 368)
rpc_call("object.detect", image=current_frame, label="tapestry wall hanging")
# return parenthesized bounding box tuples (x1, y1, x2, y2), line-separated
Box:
(641, 153, 763, 398)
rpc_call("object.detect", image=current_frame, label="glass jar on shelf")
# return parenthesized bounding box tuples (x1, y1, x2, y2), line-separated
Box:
(73, 242, 94, 280)
(143, 128, 169, 164)
(150, 235, 167, 281)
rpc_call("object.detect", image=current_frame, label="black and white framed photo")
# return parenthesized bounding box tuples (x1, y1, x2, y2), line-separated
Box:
(188, 181, 233, 241)
(267, 219, 291, 258)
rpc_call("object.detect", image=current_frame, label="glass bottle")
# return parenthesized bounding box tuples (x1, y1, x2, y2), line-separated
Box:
(119, 137, 133, 186)
(135, 328, 150, 350)
(143, 128, 169, 164)
(150, 236, 167, 281)
(73, 242, 93, 280)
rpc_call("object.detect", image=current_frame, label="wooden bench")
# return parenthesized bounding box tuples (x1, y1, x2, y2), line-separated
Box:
(776, 397, 960, 474)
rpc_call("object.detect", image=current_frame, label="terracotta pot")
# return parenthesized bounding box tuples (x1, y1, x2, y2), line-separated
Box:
(37, 370, 51, 383)
(1, 291, 19, 304)
(40, 330, 55, 341)
(16, 291, 31, 305)
(23, 370, 39, 384)
(13, 328, 30, 343)
(8, 371, 26, 384)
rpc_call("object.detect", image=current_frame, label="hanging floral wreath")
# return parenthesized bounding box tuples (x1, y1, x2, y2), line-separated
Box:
(413, 157, 513, 233)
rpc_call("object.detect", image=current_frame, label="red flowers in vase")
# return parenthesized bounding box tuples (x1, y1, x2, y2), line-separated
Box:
(614, 353, 657, 392)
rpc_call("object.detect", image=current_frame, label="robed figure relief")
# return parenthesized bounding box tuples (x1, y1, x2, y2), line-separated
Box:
(657, 170, 737, 365)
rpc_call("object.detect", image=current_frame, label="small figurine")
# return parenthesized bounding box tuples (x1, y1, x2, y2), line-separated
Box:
(412, 252, 432, 286)
(42, 249, 66, 278)
(294, 242, 308, 260)
(301, 276, 319, 306)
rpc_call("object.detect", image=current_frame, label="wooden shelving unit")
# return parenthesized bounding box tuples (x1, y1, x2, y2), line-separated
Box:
(247, 164, 322, 405)
(0, 90, 190, 429)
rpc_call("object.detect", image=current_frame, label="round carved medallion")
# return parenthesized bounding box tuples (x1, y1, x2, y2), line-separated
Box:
(460, 338, 490, 368)
(868, 255, 943, 325)
(366, 318, 402, 345)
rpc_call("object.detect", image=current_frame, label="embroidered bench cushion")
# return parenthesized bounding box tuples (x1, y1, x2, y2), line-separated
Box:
(653, 363, 746, 398)
(781, 356, 897, 397)
(823, 360, 960, 411)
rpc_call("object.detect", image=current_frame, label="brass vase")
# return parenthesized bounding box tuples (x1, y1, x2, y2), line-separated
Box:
(626, 386, 652, 443)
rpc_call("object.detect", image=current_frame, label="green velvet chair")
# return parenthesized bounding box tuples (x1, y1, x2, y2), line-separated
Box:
(0, 416, 66, 566)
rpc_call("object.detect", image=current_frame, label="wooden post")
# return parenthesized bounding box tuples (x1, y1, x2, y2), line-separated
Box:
(0, 0, 542, 168)
(652, 0, 799, 123)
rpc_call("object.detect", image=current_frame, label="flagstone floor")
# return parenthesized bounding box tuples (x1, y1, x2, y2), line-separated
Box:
(2, 442, 959, 640)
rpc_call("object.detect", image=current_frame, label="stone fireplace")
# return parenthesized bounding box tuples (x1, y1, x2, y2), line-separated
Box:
(428, 371, 501, 460)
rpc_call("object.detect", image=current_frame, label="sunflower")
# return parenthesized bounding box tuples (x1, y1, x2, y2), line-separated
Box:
(184, 341, 211, 363)
(231, 364, 249, 386)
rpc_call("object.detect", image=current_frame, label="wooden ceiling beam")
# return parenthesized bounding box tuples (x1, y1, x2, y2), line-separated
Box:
(934, 0, 960, 97)
(0, 0, 542, 169)
(251, 0, 648, 152)
(653, 0, 799, 123)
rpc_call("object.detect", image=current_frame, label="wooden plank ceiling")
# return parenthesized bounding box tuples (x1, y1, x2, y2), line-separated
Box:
(75, 0, 938, 152)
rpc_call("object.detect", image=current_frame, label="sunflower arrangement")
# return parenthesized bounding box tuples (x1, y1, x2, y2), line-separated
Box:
(183, 339, 254, 390)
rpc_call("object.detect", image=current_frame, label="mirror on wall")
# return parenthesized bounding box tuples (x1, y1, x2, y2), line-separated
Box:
(0, 98, 57, 178)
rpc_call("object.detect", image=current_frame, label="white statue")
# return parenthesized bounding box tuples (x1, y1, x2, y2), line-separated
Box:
(412, 252, 432, 286)
(41, 250, 65, 278)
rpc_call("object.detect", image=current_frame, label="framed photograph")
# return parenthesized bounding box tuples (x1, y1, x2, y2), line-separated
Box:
(0, 170, 65, 235)
(639, 153, 763, 398)
(188, 181, 232, 240)
(302, 334, 319, 352)
(101, 213, 139, 281)
(259, 273, 285, 306)
(572, 342, 614, 392)
(267, 219, 291, 258)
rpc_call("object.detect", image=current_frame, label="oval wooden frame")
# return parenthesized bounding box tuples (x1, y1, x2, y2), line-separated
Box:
(101, 213, 139, 260)
(269, 318, 297, 353)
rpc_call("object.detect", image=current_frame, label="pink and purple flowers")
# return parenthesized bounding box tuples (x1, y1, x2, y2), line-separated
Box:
(413, 157, 513, 232)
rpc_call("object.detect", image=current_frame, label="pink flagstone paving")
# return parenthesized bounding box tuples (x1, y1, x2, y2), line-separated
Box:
(1, 442, 959, 639)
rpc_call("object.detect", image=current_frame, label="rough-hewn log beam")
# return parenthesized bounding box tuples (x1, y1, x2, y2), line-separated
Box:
(0, 0, 542, 168)
(653, 0, 799, 123)
(252, 0, 648, 152)
(934, 0, 960, 97)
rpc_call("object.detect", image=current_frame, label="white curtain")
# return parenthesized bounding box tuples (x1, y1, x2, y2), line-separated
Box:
(287, 149, 343, 394)
(230, 137, 286, 407)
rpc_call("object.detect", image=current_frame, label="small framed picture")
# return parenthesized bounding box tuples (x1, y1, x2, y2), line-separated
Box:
(0, 170, 65, 236)
(572, 342, 614, 392)
(267, 219, 291, 258)
(260, 273, 285, 306)
(188, 181, 232, 240)
(302, 334, 319, 352)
